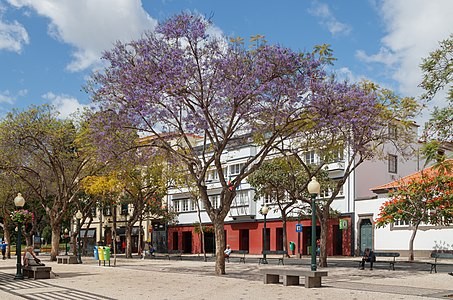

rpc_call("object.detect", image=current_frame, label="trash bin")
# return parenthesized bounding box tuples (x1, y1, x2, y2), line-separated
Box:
(104, 246, 111, 261)
(98, 246, 105, 261)
(93, 246, 99, 260)
(289, 241, 295, 255)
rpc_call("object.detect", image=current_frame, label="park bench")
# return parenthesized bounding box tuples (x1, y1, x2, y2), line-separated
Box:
(259, 268, 328, 288)
(56, 255, 78, 264)
(226, 250, 248, 263)
(22, 266, 52, 280)
(165, 250, 183, 260)
(428, 251, 453, 273)
(259, 250, 287, 265)
(357, 252, 400, 270)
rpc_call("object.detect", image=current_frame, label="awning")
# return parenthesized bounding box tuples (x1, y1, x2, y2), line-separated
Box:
(80, 229, 95, 238)
(114, 227, 143, 236)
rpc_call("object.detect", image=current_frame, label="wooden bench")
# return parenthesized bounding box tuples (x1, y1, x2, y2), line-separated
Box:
(226, 250, 248, 263)
(259, 250, 287, 265)
(22, 266, 52, 280)
(165, 250, 183, 260)
(56, 255, 78, 264)
(260, 268, 328, 288)
(357, 252, 400, 270)
(428, 252, 453, 273)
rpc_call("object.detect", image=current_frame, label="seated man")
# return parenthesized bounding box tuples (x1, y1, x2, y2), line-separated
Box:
(23, 246, 45, 267)
(224, 244, 232, 258)
(360, 248, 376, 270)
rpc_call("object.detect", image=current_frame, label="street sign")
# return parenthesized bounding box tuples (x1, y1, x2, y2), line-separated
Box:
(296, 224, 303, 232)
(339, 219, 348, 230)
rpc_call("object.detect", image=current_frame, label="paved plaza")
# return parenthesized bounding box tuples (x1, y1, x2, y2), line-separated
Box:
(0, 255, 452, 299)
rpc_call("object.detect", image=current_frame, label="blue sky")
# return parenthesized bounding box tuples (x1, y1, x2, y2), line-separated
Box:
(1, 0, 452, 124)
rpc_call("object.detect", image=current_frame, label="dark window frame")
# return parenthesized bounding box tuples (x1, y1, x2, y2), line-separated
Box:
(388, 154, 398, 173)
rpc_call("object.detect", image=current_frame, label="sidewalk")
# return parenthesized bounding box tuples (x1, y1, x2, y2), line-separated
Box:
(0, 255, 452, 299)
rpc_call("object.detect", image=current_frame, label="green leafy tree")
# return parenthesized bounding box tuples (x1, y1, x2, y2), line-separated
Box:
(376, 168, 453, 261)
(420, 34, 453, 142)
(0, 105, 99, 260)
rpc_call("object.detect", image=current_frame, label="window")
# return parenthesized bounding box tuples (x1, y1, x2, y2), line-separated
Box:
(305, 150, 316, 164)
(388, 154, 398, 173)
(229, 163, 247, 176)
(233, 191, 249, 206)
(209, 195, 219, 209)
(121, 204, 128, 215)
(172, 200, 180, 212)
(190, 199, 197, 211)
(388, 125, 397, 139)
(206, 169, 218, 182)
(103, 205, 112, 216)
(393, 219, 410, 227)
(182, 199, 189, 212)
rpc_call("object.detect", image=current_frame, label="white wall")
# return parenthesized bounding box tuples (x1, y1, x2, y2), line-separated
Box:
(356, 195, 453, 251)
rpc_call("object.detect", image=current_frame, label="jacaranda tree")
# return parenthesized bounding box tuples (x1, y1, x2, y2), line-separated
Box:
(87, 12, 383, 274)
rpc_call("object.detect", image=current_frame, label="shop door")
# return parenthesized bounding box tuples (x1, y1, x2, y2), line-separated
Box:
(182, 231, 192, 253)
(239, 229, 249, 251)
(359, 219, 373, 255)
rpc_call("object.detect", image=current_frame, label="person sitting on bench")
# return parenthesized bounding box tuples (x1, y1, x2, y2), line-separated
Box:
(23, 246, 45, 267)
(360, 248, 375, 270)
(224, 245, 231, 258)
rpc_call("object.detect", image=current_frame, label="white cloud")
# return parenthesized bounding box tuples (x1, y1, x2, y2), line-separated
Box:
(8, 0, 157, 72)
(0, 90, 15, 104)
(42, 92, 87, 119)
(308, 1, 351, 36)
(335, 67, 368, 83)
(0, 89, 28, 104)
(356, 0, 453, 116)
(0, 3, 29, 53)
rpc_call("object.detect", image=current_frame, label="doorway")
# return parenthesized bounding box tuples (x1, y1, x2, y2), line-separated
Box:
(333, 225, 343, 255)
(182, 231, 192, 253)
(239, 229, 249, 251)
(204, 232, 215, 253)
(276, 228, 283, 251)
(172, 231, 179, 250)
(359, 219, 373, 255)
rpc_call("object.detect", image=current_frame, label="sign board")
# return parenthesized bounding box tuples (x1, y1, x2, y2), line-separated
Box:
(296, 224, 303, 233)
(339, 219, 348, 230)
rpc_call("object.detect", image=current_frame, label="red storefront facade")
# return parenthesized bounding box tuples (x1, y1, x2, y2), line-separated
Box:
(167, 215, 353, 256)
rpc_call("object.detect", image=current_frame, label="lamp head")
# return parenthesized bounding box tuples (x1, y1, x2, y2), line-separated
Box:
(75, 210, 83, 220)
(307, 177, 321, 195)
(14, 193, 25, 208)
(64, 228, 69, 234)
(261, 204, 269, 215)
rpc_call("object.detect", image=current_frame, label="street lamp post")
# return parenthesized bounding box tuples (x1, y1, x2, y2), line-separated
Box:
(307, 177, 320, 272)
(297, 212, 301, 259)
(261, 204, 269, 264)
(14, 193, 25, 280)
(64, 228, 69, 255)
(76, 210, 83, 264)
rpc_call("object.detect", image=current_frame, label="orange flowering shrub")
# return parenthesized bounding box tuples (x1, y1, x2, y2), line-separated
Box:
(376, 174, 453, 227)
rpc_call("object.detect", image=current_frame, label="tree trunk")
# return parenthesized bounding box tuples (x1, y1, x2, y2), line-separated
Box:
(5, 228, 11, 259)
(408, 223, 420, 261)
(50, 226, 61, 261)
(196, 201, 207, 262)
(113, 205, 117, 266)
(213, 220, 226, 275)
(281, 213, 289, 257)
(126, 227, 133, 258)
(318, 209, 329, 267)
(138, 216, 143, 256)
